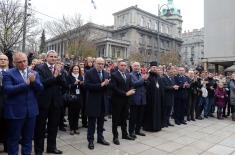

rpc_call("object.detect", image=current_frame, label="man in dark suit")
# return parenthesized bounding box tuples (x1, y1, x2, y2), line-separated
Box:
(0, 53, 9, 152)
(128, 62, 147, 139)
(34, 50, 67, 155)
(174, 67, 190, 125)
(84, 57, 110, 150)
(3, 52, 43, 155)
(111, 60, 136, 145)
(162, 66, 179, 127)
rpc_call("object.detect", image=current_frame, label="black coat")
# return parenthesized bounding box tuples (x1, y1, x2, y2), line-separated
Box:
(35, 63, 67, 109)
(84, 68, 109, 117)
(66, 74, 83, 104)
(111, 70, 132, 104)
(0, 70, 6, 143)
(174, 75, 189, 100)
(143, 72, 164, 132)
(162, 74, 175, 106)
(111, 70, 132, 122)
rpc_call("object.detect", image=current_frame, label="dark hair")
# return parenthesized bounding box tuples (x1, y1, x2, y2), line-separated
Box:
(69, 65, 81, 76)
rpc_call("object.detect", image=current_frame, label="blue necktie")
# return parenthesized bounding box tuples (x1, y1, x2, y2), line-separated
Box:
(22, 70, 27, 82)
(137, 73, 141, 80)
(99, 71, 103, 81)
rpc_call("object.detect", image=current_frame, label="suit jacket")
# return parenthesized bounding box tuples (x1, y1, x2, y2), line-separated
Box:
(174, 74, 189, 100)
(67, 74, 83, 95)
(0, 70, 5, 117)
(111, 70, 132, 105)
(35, 63, 67, 109)
(129, 72, 146, 106)
(162, 74, 175, 106)
(84, 67, 109, 117)
(3, 68, 43, 119)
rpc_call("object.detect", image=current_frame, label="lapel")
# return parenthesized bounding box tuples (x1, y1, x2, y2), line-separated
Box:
(14, 68, 25, 83)
(44, 63, 53, 77)
(168, 76, 175, 85)
(94, 68, 102, 82)
(117, 71, 126, 83)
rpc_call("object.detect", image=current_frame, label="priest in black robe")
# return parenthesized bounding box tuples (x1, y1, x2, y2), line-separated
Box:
(143, 61, 164, 132)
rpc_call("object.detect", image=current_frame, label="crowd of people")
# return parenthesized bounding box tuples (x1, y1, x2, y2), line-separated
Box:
(0, 50, 235, 155)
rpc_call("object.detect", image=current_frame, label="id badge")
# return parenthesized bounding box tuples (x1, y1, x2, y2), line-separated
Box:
(76, 89, 80, 95)
(156, 82, 159, 88)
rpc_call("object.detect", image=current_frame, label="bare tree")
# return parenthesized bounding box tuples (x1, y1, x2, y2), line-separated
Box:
(160, 51, 181, 66)
(129, 52, 145, 64)
(0, 0, 24, 52)
(0, 0, 39, 53)
(45, 14, 91, 58)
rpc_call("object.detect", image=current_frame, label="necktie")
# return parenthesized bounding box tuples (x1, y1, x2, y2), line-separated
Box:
(99, 71, 103, 81)
(122, 72, 126, 81)
(137, 73, 141, 80)
(22, 70, 27, 82)
(49, 66, 54, 74)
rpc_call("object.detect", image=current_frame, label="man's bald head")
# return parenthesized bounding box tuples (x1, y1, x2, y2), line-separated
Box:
(0, 53, 9, 69)
(132, 62, 140, 72)
(13, 52, 28, 70)
(94, 57, 105, 71)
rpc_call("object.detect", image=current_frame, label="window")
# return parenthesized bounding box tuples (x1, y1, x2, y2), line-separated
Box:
(191, 46, 195, 52)
(147, 22, 150, 29)
(140, 16, 144, 27)
(160, 24, 163, 33)
(147, 20, 151, 29)
(154, 22, 158, 31)
(139, 34, 145, 45)
(166, 26, 169, 34)
(117, 50, 121, 57)
(147, 36, 152, 46)
(122, 15, 126, 26)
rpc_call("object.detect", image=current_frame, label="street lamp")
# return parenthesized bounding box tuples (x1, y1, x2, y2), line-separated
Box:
(157, 4, 169, 63)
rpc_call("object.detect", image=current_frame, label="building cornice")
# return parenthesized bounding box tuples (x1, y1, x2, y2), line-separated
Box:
(113, 6, 176, 25)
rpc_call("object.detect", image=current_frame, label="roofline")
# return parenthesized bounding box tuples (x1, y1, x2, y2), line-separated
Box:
(113, 6, 175, 25)
(46, 22, 112, 43)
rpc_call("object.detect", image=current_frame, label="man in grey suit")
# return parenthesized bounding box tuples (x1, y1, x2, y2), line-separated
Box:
(128, 62, 148, 139)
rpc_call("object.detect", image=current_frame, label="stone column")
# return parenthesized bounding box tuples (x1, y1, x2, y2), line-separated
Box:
(105, 43, 109, 58)
(215, 64, 219, 73)
(109, 44, 112, 58)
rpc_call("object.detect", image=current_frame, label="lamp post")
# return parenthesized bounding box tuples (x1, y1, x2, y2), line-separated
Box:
(157, 4, 169, 63)
(22, 0, 31, 53)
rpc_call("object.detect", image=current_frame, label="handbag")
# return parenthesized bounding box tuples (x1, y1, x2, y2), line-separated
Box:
(63, 85, 79, 103)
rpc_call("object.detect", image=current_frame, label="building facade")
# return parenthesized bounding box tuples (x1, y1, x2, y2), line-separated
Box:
(181, 28, 204, 68)
(46, 1, 182, 63)
(204, 0, 235, 71)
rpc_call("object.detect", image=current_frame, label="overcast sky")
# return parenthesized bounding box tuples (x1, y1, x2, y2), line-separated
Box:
(30, 0, 204, 32)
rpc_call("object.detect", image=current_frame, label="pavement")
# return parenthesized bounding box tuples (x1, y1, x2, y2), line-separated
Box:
(1, 116, 235, 155)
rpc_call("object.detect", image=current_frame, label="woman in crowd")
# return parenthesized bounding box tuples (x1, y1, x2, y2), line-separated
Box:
(215, 82, 227, 119)
(67, 65, 83, 135)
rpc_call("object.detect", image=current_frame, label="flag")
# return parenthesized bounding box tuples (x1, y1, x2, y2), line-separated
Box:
(91, 0, 96, 9)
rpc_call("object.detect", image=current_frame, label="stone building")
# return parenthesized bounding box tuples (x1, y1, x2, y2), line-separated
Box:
(46, 1, 182, 63)
(181, 28, 204, 68)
